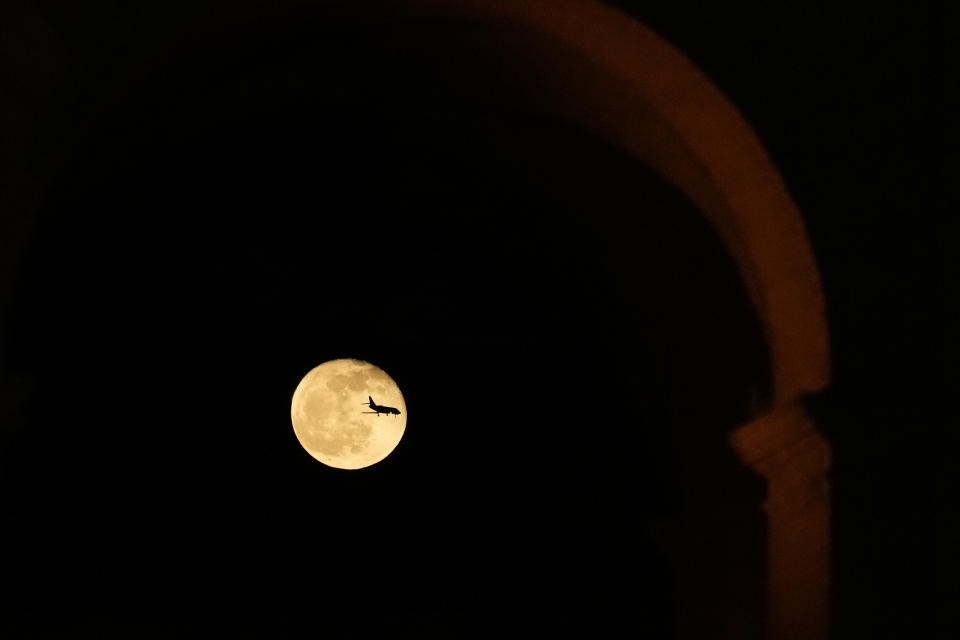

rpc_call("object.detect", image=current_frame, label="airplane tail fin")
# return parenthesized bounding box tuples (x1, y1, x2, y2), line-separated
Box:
(368, 395, 374, 405)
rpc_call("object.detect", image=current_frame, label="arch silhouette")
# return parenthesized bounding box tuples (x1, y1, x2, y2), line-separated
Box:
(385, 0, 830, 404)
(332, 1, 833, 638)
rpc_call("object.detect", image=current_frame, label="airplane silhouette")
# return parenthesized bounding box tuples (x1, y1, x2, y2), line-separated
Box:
(361, 396, 401, 417)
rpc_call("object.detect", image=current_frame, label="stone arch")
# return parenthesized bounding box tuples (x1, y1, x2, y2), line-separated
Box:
(332, 1, 832, 638)
(384, 0, 830, 404)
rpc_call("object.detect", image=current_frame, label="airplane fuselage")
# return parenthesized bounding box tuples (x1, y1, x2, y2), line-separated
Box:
(370, 403, 400, 416)
(366, 396, 400, 416)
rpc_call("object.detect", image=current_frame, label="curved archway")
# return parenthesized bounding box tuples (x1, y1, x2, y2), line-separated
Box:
(397, 0, 830, 402)
(346, 1, 833, 638)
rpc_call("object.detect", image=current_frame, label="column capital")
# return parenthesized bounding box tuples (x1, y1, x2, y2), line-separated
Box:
(730, 400, 831, 488)
(733, 400, 832, 639)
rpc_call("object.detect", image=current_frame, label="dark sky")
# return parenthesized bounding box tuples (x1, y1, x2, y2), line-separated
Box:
(0, 2, 950, 638)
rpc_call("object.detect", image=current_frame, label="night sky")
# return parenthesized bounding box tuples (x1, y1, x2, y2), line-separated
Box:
(0, 2, 950, 638)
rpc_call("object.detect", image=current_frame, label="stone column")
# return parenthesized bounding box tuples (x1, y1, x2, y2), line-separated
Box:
(731, 401, 832, 640)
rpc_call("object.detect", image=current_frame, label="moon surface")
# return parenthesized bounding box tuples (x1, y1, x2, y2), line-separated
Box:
(290, 359, 407, 469)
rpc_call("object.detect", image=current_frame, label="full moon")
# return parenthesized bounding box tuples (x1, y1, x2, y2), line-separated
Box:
(290, 359, 407, 469)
